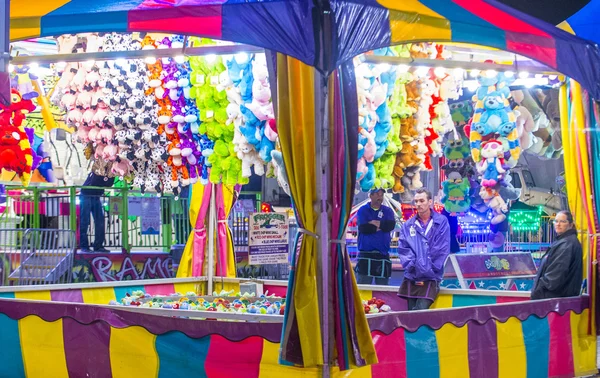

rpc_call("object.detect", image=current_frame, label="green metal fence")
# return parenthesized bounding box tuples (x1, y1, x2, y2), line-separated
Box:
(0, 186, 260, 253)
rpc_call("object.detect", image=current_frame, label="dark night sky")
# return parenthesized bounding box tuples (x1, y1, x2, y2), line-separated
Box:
(496, 0, 589, 24)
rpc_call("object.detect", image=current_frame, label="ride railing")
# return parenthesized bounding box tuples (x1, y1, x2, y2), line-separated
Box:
(0, 229, 75, 286)
(0, 186, 262, 254)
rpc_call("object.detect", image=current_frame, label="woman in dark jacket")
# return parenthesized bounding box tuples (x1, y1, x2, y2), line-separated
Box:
(531, 211, 583, 300)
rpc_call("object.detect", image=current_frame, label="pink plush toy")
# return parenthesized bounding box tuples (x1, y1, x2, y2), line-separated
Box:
(88, 126, 101, 142)
(67, 108, 83, 126)
(98, 127, 115, 144)
(76, 91, 93, 109)
(265, 119, 278, 142)
(82, 108, 96, 125)
(360, 128, 376, 163)
(93, 107, 108, 125)
(76, 125, 91, 143)
(111, 158, 131, 177)
(60, 92, 77, 111)
(102, 143, 118, 161)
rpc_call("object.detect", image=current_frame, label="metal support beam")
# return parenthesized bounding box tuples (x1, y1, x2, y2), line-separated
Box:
(0, 0, 8, 72)
(11, 44, 265, 65)
(315, 70, 332, 378)
(361, 55, 560, 75)
(0, 0, 10, 106)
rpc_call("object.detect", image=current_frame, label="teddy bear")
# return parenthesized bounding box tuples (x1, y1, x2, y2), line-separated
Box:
(1, 89, 36, 127)
(409, 43, 430, 59)
(479, 187, 508, 225)
(471, 92, 516, 137)
(476, 139, 506, 187)
(0, 122, 34, 185)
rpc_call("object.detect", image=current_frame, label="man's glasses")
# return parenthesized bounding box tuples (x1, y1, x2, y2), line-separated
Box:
(553, 220, 569, 224)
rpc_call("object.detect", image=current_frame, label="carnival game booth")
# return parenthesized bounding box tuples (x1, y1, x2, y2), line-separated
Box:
(0, 276, 595, 377)
(2, 0, 600, 377)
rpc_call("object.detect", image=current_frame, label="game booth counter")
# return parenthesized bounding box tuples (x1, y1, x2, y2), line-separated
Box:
(0, 276, 595, 377)
(2, 0, 600, 377)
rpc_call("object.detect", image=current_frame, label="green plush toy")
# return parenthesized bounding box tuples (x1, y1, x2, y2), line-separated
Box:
(208, 140, 230, 183)
(391, 45, 411, 58)
(373, 153, 395, 190)
(443, 136, 470, 160)
(386, 117, 403, 155)
(388, 72, 413, 118)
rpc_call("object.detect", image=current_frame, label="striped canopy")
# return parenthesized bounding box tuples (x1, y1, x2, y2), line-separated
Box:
(7, 0, 600, 99)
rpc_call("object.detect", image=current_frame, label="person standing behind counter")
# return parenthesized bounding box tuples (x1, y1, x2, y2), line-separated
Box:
(397, 188, 450, 310)
(354, 188, 397, 286)
(79, 160, 114, 253)
(531, 211, 582, 300)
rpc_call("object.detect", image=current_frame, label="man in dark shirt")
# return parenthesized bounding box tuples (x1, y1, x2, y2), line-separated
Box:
(80, 171, 114, 253)
(354, 188, 397, 285)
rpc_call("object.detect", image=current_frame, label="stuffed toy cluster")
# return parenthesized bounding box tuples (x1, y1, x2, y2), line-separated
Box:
(388, 72, 423, 198)
(228, 53, 277, 179)
(142, 34, 210, 192)
(0, 89, 38, 186)
(368, 48, 399, 191)
(187, 42, 245, 186)
(465, 70, 522, 224)
(441, 136, 472, 215)
(355, 62, 378, 191)
(52, 33, 174, 191)
(49, 33, 279, 193)
(356, 49, 404, 192)
(512, 88, 563, 159)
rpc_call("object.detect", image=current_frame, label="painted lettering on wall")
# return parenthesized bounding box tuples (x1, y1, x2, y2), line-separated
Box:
(73, 255, 175, 282)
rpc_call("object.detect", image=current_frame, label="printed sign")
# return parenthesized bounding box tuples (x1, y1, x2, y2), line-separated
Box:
(109, 197, 122, 214)
(248, 212, 289, 265)
(128, 197, 142, 217)
(233, 199, 256, 214)
(450, 253, 537, 278)
(141, 197, 161, 235)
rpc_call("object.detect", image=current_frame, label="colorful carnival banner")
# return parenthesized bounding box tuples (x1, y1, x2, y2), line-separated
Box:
(0, 295, 594, 378)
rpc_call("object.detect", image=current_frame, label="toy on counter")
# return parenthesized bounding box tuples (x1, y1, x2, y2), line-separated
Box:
(109, 290, 287, 316)
(362, 297, 392, 314)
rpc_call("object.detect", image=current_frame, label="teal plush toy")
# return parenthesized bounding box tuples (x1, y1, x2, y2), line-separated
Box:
(471, 92, 515, 137)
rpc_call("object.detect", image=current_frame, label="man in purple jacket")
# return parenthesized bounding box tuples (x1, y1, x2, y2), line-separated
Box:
(397, 188, 450, 310)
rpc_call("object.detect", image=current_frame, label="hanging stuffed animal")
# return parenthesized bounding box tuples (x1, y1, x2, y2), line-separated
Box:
(479, 187, 508, 225)
(0, 122, 34, 186)
(476, 139, 506, 187)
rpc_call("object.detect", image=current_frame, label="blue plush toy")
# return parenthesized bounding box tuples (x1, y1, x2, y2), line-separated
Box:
(257, 127, 275, 163)
(496, 72, 515, 99)
(240, 105, 263, 145)
(373, 104, 392, 145)
(472, 92, 515, 137)
(474, 74, 499, 102)
(238, 56, 254, 103)
(360, 163, 376, 192)
(225, 56, 244, 85)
